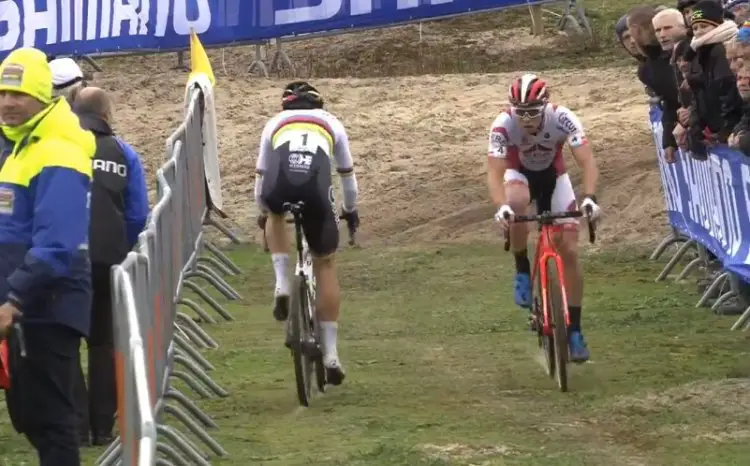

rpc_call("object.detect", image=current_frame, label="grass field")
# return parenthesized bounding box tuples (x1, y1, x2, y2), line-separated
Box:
(1, 242, 745, 465)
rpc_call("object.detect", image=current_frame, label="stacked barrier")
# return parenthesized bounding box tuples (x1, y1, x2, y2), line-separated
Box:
(96, 80, 243, 465)
(648, 106, 750, 330)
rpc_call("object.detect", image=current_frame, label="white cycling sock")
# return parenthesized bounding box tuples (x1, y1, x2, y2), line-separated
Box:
(319, 321, 339, 364)
(272, 253, 289, 296)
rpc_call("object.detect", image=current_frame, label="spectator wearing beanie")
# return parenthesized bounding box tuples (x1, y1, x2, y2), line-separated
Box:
(628, 6, 682, 161)
(686, 0, 742, 158)
(616, 14, 645, 60)
(0, 47, 95, 466)
(677, 0, 700, 28)
(729, 63, 750, 153)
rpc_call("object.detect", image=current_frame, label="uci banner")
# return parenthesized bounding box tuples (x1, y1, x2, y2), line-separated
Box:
(650, 107, 750, 282)
(0, 0, 539, 59)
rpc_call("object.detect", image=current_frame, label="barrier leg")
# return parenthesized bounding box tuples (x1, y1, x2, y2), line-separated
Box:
(204, 241, 242, 274)
(164, 404, 228, 457)
(730, 305, 750, 330)
(655, 239, 696, 282)
(78, 54, 103, 72)
(185, 269, 242, 301)
(156, 459, 175, 466)
(183, 280, 235, 321)
(178, 298, 218, 325)
(711, 291, 737, 312)
(171, 370, 213, 398)
(157, 425, 210, 466)
(195, 263, 242, 299)
(174, 354, 230, 397)
(197, 256, 235, 277)
(175, 321, 210, 350)
(174, 334, 215, 371)
(676, 257, 703, 282)
(696, 271, 729, 308)
(176, 312, 220, 348)
(96, 437, 122, 466)
(269, 39, 295, 75)
(165, 387, 219, 428)
(248, 43, 270, 77)
(203, 214, 244, 245)
(173, 51, 189, 72)
(156, 440, 191, 466)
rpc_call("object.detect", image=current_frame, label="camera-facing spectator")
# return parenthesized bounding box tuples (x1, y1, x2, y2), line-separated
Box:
(728, 64, 750, 152)
(685, 0, 741, 158)
(725, 37, 746, 72)
(617, 14, 646, 60)
(726, 0, 750, 23)
(627, 6, 681, 161)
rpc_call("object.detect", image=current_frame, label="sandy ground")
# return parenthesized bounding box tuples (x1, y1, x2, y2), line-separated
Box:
(87, 20, 662, 250)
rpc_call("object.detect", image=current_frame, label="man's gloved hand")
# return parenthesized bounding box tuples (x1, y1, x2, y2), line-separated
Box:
(580, 196, 601, 222)
(340, 209, 360, 231)
(257, 213, 268, 230)
(494, 204, 515, 231)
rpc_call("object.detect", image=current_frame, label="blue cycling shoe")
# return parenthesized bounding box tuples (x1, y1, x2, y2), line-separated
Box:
(568, 330, 590, 363)
(513, 273, 532, 309)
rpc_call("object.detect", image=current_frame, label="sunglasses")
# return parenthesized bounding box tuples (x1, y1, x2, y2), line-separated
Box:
(514, 106, 544, 121)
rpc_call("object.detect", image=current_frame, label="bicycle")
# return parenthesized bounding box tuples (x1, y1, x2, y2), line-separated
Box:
(503, 208, 596, 392)
(283, 201, 356, 407)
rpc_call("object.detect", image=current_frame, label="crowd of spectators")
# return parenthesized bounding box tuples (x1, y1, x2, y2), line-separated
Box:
(617, 0, 750, 312)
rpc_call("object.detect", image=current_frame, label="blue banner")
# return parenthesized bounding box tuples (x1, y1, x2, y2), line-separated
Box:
(0, 0, 534, 60)
(650, 107, 750, 282)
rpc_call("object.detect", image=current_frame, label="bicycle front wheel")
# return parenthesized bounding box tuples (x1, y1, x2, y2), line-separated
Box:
(290, 274, 314, 406)
(546, 259, 569, 393)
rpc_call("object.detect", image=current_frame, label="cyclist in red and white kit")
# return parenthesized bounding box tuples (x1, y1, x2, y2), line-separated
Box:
(486, 73, 601, 362)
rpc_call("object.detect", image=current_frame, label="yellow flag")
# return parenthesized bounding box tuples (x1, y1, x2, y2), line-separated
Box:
(188, 29, 215, 86)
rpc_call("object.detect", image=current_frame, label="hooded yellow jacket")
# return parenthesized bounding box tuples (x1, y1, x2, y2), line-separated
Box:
(0, 98, 95, 336)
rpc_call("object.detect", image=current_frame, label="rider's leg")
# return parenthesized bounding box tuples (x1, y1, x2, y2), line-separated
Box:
(266, 213, 292, 321)
(306, 205, 345, 385)
(504, 170, 532, 308)
(551, 173, 589, 362)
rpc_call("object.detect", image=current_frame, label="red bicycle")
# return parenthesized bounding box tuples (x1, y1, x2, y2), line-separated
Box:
(503, 208, 596, 392)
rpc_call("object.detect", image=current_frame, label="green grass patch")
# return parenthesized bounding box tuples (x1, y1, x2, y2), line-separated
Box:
(1, 242, 749, 465)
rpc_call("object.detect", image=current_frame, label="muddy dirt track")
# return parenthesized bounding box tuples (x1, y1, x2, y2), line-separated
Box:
(89, 25, 662, 250)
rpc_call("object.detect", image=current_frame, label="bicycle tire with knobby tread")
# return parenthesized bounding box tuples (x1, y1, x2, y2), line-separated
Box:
(547, 259, 569, 392)
(289, 274, 313, 406)
(533, 269, 555, 378)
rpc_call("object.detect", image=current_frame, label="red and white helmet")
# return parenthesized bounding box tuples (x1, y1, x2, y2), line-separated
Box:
(508, 73, 549, 107)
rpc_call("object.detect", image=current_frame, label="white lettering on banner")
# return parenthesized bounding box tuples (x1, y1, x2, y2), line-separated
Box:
(0, 0, 209, 51)
(278, 0, 455, 24)
(665, 161, 681, 212)
(720, 157, 741, 257)
(743, 164, 750, 265)
(22, 0, 57, 47)
(0, 1, 21, 51)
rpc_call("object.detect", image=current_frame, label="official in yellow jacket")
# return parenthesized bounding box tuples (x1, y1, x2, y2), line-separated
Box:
(0, 47, 95, 466)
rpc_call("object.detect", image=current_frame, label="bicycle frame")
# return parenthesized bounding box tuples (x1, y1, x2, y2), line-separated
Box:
(531, 225, 571, 336)
(288, 208, 316, 302)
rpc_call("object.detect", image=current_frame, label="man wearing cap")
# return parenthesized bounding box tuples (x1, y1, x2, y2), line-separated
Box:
(0, 47, 95, 466)
(49, 57, 86, 103)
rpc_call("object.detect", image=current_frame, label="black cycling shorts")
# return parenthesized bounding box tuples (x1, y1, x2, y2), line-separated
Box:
(260, 144, 339, 256)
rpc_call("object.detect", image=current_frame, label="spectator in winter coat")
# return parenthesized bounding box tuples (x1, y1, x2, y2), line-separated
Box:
(0, 47, 95, 466)
(628, 6, 681, 161)
(686, 0, 741, 158)
(672, 39, 696, 149)
(728, 64, 750, 153)
(71, 87, 149, 447)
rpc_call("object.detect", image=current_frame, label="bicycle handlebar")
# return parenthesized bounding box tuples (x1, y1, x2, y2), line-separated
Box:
(502, 206, 596, 252)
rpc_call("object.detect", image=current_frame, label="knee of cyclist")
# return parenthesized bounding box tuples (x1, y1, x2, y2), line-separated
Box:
(555, 234, 579, 258)
(313, 253, 336, 267)
(507, 199, 529, 214)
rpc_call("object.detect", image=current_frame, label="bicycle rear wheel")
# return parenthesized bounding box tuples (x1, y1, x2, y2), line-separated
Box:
(533, 270, 555, 378)
(289, 274, 314, 406)
(546, 260, 569, 392)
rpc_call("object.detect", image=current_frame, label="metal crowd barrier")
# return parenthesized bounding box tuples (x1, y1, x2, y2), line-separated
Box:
(97, 85, 243, 465)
